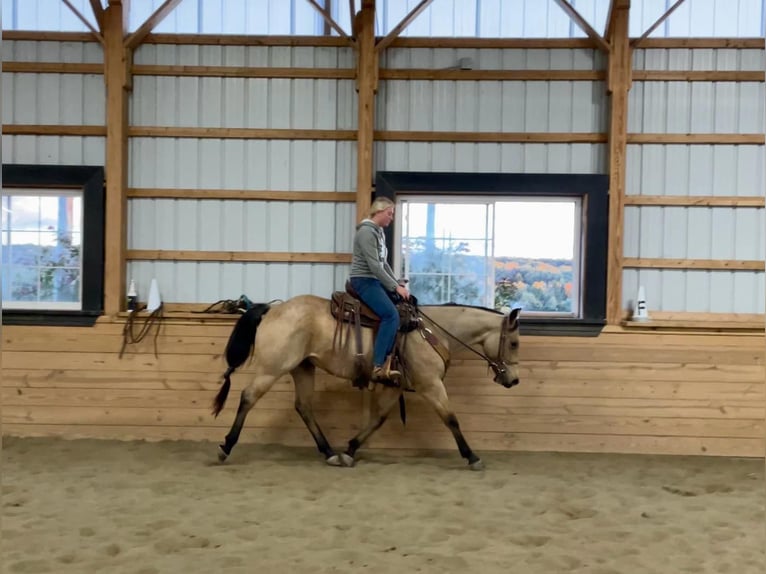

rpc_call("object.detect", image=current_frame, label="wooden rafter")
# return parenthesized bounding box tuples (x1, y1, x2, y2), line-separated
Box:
(349, 0, 356, 22)
(631, 0, 687, 48)
(89, 0, 105, 31)
(62, 0, 104, 44)
(304, 0, 350, 38)
(376, 0, 435, 53)
(553, 0, 610, 52)
(124, 0, 184, 50)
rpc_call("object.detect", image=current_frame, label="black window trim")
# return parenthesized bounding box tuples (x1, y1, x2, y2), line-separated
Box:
(374, 171, 608, 337)
(2, 164, 105, 327)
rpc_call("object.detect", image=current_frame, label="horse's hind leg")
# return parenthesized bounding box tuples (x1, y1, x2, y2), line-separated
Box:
(218, 374, 279, 462)
(342, 386, 402, 466)
(420, 379, 483, 470)
(291, 361, 342, 466)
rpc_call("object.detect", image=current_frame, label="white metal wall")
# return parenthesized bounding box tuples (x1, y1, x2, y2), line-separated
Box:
(3, 39, 764, 312)
(1, 40, 105, 165)
(127, 44, 357, 303)
(376, 47, 608, 174)
(624, 48, 766, 313)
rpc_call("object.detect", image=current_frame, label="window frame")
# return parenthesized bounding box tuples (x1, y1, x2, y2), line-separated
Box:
(374, 171, 609, 336)
(2, 164, 105, 326)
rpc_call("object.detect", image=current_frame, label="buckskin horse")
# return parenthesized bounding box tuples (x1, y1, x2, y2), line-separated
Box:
(212, 289, 521, 470)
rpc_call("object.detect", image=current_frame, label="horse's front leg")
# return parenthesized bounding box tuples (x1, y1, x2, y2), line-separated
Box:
(342, 385, 402, 467)
(420, 378, 483, 470)
(291, 360, 343, 466)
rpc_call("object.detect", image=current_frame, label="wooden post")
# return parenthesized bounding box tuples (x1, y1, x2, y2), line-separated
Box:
(605, 0, 631, 325)
(103, 0, 130, 316)
(355, 0, 376, 223)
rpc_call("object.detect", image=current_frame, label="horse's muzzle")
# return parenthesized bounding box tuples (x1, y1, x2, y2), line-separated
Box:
(498, 377, 520, 389)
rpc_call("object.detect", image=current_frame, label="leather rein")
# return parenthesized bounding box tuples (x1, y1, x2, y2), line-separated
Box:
(417, 309, 518, 383)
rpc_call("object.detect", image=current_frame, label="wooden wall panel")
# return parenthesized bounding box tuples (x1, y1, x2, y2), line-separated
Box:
(3, 319, 763, 458)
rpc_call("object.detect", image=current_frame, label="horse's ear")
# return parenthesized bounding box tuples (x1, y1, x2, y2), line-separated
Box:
(508, 307, 521, 322)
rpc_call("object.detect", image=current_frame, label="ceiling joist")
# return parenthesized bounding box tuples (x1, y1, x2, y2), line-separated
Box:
(376, 0, 435, 52)
(62, 0, 104, 44)
(304, 0, 351, 39)
(125, 0, 185, 50)
(553, 0, 610, 52)
(632, 0, 687, 48)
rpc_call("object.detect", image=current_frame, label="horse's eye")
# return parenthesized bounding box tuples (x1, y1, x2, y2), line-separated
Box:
(511, 342, 519, 349)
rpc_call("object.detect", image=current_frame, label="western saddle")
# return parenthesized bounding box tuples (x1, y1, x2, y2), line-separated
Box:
(330, 280, 420, 390)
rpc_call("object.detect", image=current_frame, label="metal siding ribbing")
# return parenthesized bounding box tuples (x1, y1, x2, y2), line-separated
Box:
(624, 46, 765, 313)
(377, 47, 607, 174)
(128, 44, 355, 303)
(2, 40, 105, 165)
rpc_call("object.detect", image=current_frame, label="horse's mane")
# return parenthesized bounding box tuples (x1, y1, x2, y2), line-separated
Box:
(435, 302, 505, 315)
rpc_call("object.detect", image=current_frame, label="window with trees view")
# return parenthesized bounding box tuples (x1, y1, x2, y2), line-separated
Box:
(377, 171, 608, 334)
(1, 165, 105, 325)
(2, 191, 84, 309)
(395, 198, 581, 316)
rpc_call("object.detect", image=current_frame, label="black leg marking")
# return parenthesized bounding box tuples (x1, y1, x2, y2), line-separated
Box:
(445, 413, 480, 465)
(295, 402, 336, 459)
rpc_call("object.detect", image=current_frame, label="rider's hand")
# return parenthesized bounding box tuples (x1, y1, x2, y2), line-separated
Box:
(395, 284, 410, 300)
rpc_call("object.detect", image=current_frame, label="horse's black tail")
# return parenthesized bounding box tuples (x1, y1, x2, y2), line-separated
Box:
(399, 394, 406, 425)
(212, 303, 271, 417)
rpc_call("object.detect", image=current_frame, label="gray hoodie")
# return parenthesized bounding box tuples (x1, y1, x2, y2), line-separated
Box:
(350, 219, 400, 292)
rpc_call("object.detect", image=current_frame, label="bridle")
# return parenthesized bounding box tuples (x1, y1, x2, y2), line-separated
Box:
(417, 309, 519, 385)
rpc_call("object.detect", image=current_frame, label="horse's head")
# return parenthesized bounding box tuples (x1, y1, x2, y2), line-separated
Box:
(483, 307, 521, 388)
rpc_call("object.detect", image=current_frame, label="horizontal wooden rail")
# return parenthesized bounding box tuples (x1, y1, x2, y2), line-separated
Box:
(623, 258, 764, 271)
(3, 62, 103, 74)
(128, 127, 357, 140)
(5, 63, 763, 84)
(633, 70, 764, 82)
(3, 32, 763, 50)
(621, 311, 765, 331)
(126, 250, 352, 263)
(127, 188, 356, 201)
(628, 133, 765, 144)
(379, 69, 605, 81)
(5, 125, 764, 146)
(143, 33, 354, 46)
(624, 195, 765, 207)
(633, 38, 764, 49)
(375, 131, 608, 143)
(2, 31, 97, 42)
(131, 65, 355, 79)
(3, 125, 106, 136)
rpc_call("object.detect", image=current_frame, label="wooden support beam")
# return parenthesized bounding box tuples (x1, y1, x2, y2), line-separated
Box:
(103, 0, 131, 316)
(124, 0, 184, 50)
(89, 0, 105, 31)
(376, 0, 434, 53)
(355, 0, 377, 223)
(631, 0, 687, 48)
(304, 0, 350, 38)
(62, 0, 104, 44)
(605, 0, 631, 326)
(553, 0, 610, 52)
(349, 0, 356, 22)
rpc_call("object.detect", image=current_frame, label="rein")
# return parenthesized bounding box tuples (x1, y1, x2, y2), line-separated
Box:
(417, 308, 516, 380)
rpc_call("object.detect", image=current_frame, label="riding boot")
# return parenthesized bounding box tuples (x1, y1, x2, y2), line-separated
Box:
(371, 354, 402, 383)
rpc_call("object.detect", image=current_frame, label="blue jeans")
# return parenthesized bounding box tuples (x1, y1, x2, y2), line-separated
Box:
(349, 277, 399, 366)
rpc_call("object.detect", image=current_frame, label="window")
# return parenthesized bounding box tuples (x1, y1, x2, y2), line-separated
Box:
(1, 165, 105, 326)
(376, 171, 608, 336)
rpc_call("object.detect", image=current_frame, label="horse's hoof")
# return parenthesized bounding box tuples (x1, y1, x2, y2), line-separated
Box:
(468, 459, 484, 471)
(339, 453, 355, 467)
(325, 454, 343, 467)
(217, 445, 229, 463)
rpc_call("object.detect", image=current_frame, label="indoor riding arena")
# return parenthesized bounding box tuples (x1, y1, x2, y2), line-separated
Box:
(2, 1, 764, 573)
